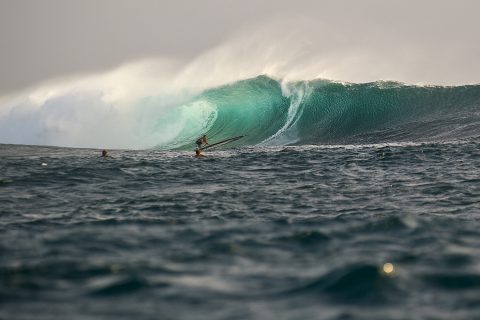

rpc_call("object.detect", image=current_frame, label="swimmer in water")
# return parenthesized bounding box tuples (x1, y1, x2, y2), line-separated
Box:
(195, 148, 206, 158)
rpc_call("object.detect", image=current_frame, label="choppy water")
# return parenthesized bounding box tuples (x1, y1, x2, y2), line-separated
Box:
(1, 141, 480, 320)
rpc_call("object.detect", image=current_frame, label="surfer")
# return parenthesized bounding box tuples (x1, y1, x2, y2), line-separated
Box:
(195, 135, 209, 149)
(101, 150, 109, 157)
(195, 148, 206, 158)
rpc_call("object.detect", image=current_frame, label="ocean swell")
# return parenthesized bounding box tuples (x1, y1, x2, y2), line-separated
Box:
(165, 76, 480, 149)
(1, 75, 480, 149)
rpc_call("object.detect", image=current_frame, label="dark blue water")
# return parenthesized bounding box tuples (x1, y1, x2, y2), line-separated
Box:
(1, 141, 480, 320)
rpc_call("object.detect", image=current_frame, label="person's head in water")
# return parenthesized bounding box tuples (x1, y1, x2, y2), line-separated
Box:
(102, 150, 108, 157)
(195, 148, 205, 158)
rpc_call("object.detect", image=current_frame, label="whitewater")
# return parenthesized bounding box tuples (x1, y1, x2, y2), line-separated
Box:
(2, 74, 480, 149)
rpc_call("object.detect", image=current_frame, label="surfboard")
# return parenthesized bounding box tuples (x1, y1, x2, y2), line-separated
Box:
(200, 135, 245, 150)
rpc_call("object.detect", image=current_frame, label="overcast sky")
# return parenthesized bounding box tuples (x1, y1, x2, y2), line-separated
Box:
(1, 0, 479, 94)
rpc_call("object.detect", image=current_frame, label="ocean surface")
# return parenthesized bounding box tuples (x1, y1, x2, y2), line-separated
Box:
(2, 77, 480, 319)
(1, 141, 480, 320)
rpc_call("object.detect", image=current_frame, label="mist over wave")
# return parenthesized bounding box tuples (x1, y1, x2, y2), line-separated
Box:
(1, 17, 480, 149)
(1, 74, 480, 149)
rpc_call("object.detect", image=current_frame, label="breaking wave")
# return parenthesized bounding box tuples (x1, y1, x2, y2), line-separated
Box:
(1, 75, 480, 149)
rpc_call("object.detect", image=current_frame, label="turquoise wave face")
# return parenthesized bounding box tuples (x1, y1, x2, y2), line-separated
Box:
(3, 75, 478, 149)
(156, 76, 290, 150)
(159, 76, 480, 149)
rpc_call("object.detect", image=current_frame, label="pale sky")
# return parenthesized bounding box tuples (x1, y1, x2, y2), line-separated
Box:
(1, 0, 480, 95)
